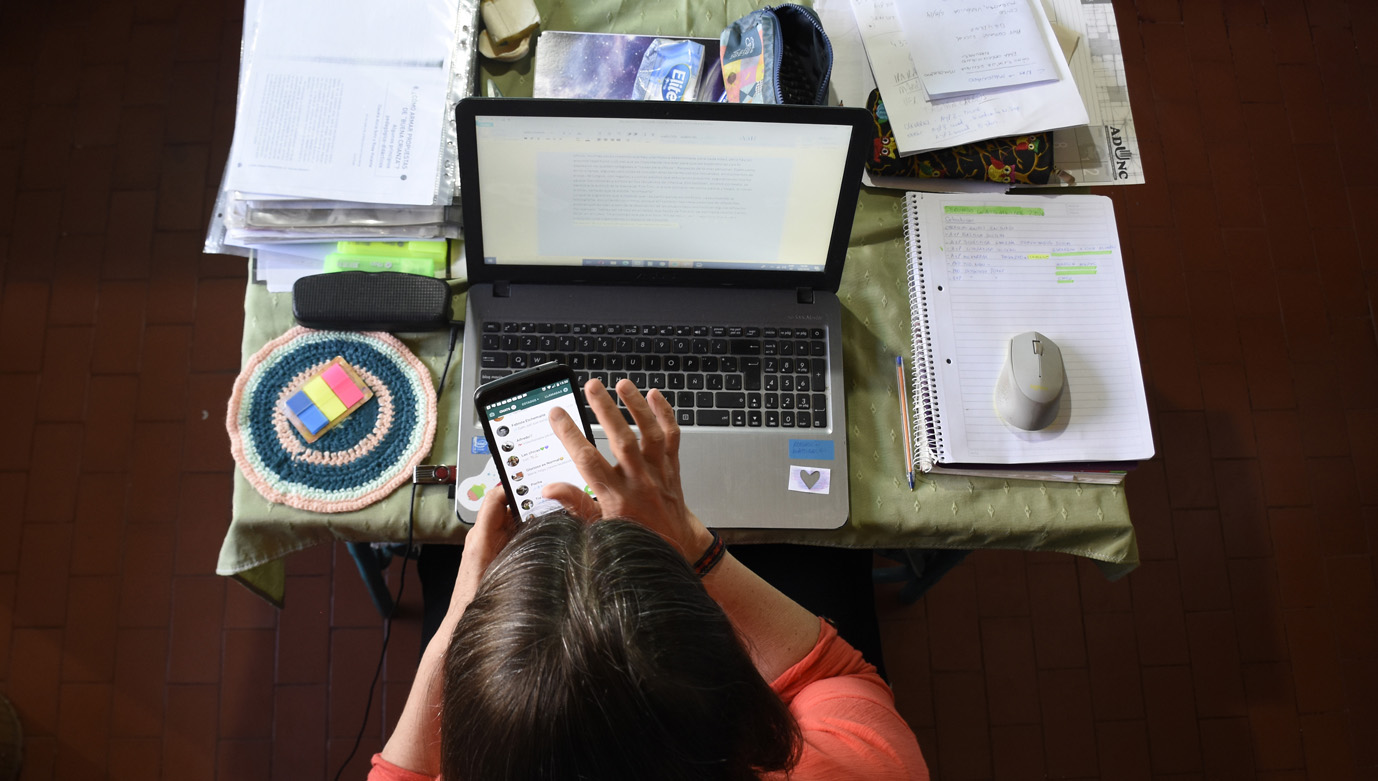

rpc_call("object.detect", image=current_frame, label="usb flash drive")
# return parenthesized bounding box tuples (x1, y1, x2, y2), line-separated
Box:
(413, 465, 458, 485)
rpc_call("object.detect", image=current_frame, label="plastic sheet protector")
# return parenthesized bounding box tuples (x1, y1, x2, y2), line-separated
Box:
(225, 0, 461, 205)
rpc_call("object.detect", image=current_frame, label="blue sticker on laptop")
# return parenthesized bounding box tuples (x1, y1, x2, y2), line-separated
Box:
(788, 439, 834, 461)
(471, 436, 490, 455)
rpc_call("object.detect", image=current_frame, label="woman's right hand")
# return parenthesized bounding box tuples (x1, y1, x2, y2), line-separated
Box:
(543, 378, 715, 561)
(549, 381, 824, 683)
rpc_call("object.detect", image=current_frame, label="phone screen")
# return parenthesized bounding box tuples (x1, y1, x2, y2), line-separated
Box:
(483, 377, 593, 521)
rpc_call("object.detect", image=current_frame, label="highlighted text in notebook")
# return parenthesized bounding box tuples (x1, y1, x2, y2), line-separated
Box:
(943, 205, 1045, 216)
(902, 191, 1154, 469)
(1053, 251, 1109, 282)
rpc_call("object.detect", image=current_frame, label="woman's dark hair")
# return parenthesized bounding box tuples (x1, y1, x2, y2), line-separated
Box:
(440, 513, 801, 780)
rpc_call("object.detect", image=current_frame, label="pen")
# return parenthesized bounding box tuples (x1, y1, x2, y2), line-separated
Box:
(896, 356, 914, 490)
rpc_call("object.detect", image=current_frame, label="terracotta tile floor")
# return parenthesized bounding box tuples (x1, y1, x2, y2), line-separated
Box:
(2, 0, 1377, 778)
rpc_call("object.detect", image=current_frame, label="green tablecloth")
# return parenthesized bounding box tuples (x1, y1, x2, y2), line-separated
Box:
(216, 0, 1139, 605)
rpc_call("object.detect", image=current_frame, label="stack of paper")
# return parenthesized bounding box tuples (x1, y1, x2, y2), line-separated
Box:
(849, 0, 1087, 155)
(207, 0, 477, 279)
(820, 0, 1144, 188)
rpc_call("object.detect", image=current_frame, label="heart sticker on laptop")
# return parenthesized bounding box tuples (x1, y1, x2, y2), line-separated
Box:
(788, 465, 831, 494)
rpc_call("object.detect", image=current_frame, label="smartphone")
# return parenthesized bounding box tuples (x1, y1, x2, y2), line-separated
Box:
(474, 362, 596, 522)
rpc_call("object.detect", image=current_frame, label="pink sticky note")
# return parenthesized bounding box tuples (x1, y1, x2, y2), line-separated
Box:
(331, 378, 364, 408)
(322, 362, 366, 408)
(321, 364, 353, 390)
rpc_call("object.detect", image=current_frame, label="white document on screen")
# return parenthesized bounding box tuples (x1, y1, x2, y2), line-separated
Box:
(225, 0, 460, 206)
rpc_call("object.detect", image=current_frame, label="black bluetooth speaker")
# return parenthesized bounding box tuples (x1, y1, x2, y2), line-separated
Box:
(291, 271, 453, 332)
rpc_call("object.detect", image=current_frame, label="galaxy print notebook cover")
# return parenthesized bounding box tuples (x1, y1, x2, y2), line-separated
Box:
(533, 31, 726, 102)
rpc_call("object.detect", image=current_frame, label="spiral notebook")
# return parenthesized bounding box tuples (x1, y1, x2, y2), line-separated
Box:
(903, 191, 1153, 481)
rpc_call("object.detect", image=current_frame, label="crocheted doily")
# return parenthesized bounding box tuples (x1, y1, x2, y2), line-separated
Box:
(227, 327, 437, 513)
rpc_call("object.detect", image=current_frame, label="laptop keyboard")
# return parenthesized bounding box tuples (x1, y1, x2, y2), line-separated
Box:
(478, 322, 829, 428)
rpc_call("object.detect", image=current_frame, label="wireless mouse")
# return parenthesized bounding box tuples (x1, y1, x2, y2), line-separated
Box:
(995, 331, 1065, 431)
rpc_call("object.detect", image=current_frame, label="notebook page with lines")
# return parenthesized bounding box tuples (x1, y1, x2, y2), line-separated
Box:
(904, 191, 1153, 468)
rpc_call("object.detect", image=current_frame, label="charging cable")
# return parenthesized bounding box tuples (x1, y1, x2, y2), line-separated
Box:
(332, 322, 461, 780)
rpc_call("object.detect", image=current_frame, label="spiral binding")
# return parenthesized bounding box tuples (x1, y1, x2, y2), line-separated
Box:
(903, 193, 944, 472)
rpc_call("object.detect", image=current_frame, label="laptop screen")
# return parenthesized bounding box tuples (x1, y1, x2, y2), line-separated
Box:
(472, 114, 853, 273)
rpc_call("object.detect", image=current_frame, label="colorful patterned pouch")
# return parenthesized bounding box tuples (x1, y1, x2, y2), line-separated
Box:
(719, 4, 831, 105)
(864, 90, 1057, 185)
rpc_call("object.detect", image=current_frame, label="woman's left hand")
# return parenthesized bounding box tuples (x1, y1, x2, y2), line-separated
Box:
(450, 485, 518, 614)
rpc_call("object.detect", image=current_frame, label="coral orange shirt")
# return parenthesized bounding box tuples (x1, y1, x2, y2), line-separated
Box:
(369, 618, 928, 780)
(763, 619, 929, 780)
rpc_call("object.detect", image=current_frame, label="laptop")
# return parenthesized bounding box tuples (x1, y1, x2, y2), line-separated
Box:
(453, 97, 870, 530)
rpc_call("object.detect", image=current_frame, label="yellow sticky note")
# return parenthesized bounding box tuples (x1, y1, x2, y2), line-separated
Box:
(302, 377, 348, 421)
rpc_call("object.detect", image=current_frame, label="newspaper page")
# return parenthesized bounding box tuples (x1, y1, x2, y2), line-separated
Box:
(1037, 0, 1143, 186)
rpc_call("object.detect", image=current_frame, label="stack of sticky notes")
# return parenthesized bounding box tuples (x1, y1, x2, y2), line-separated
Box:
(282, 357, 375, 443)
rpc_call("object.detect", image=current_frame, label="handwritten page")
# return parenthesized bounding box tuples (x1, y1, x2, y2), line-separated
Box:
(902, 0, 1060, 98)
(847, 0, 934, 149)
(909, 192, 1152, 464)
(814, 0, 999, 193)
(849, 0, 1088, 155)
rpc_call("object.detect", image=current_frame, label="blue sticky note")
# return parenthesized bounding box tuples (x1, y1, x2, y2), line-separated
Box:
(788, 439, 835, 461)
(298, 405, 330, 434)
(471, 436, 490, 455)
(286, 390, 314, 415)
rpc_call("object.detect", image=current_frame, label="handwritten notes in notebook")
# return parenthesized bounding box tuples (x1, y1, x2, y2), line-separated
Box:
(908, 192, 1153, 465)
(849, 0, 1088, 155)
(903, 0, 1060, 98)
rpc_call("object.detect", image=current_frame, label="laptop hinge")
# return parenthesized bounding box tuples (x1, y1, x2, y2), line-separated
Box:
(493, 280, 511, 298)
(796, 287, 814, 305)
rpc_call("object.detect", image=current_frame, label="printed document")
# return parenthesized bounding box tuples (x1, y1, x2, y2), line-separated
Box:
(902, 0, 1060, 98)
(225, 0, 460, 205)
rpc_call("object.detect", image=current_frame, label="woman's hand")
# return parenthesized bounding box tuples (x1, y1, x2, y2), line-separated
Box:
(546, 380, 822, 683)
(450, 485, 518, 614)
(543, 378, 714, 560)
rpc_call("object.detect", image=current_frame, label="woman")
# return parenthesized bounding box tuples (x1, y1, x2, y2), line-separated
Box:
(371, 379, 929, 779)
